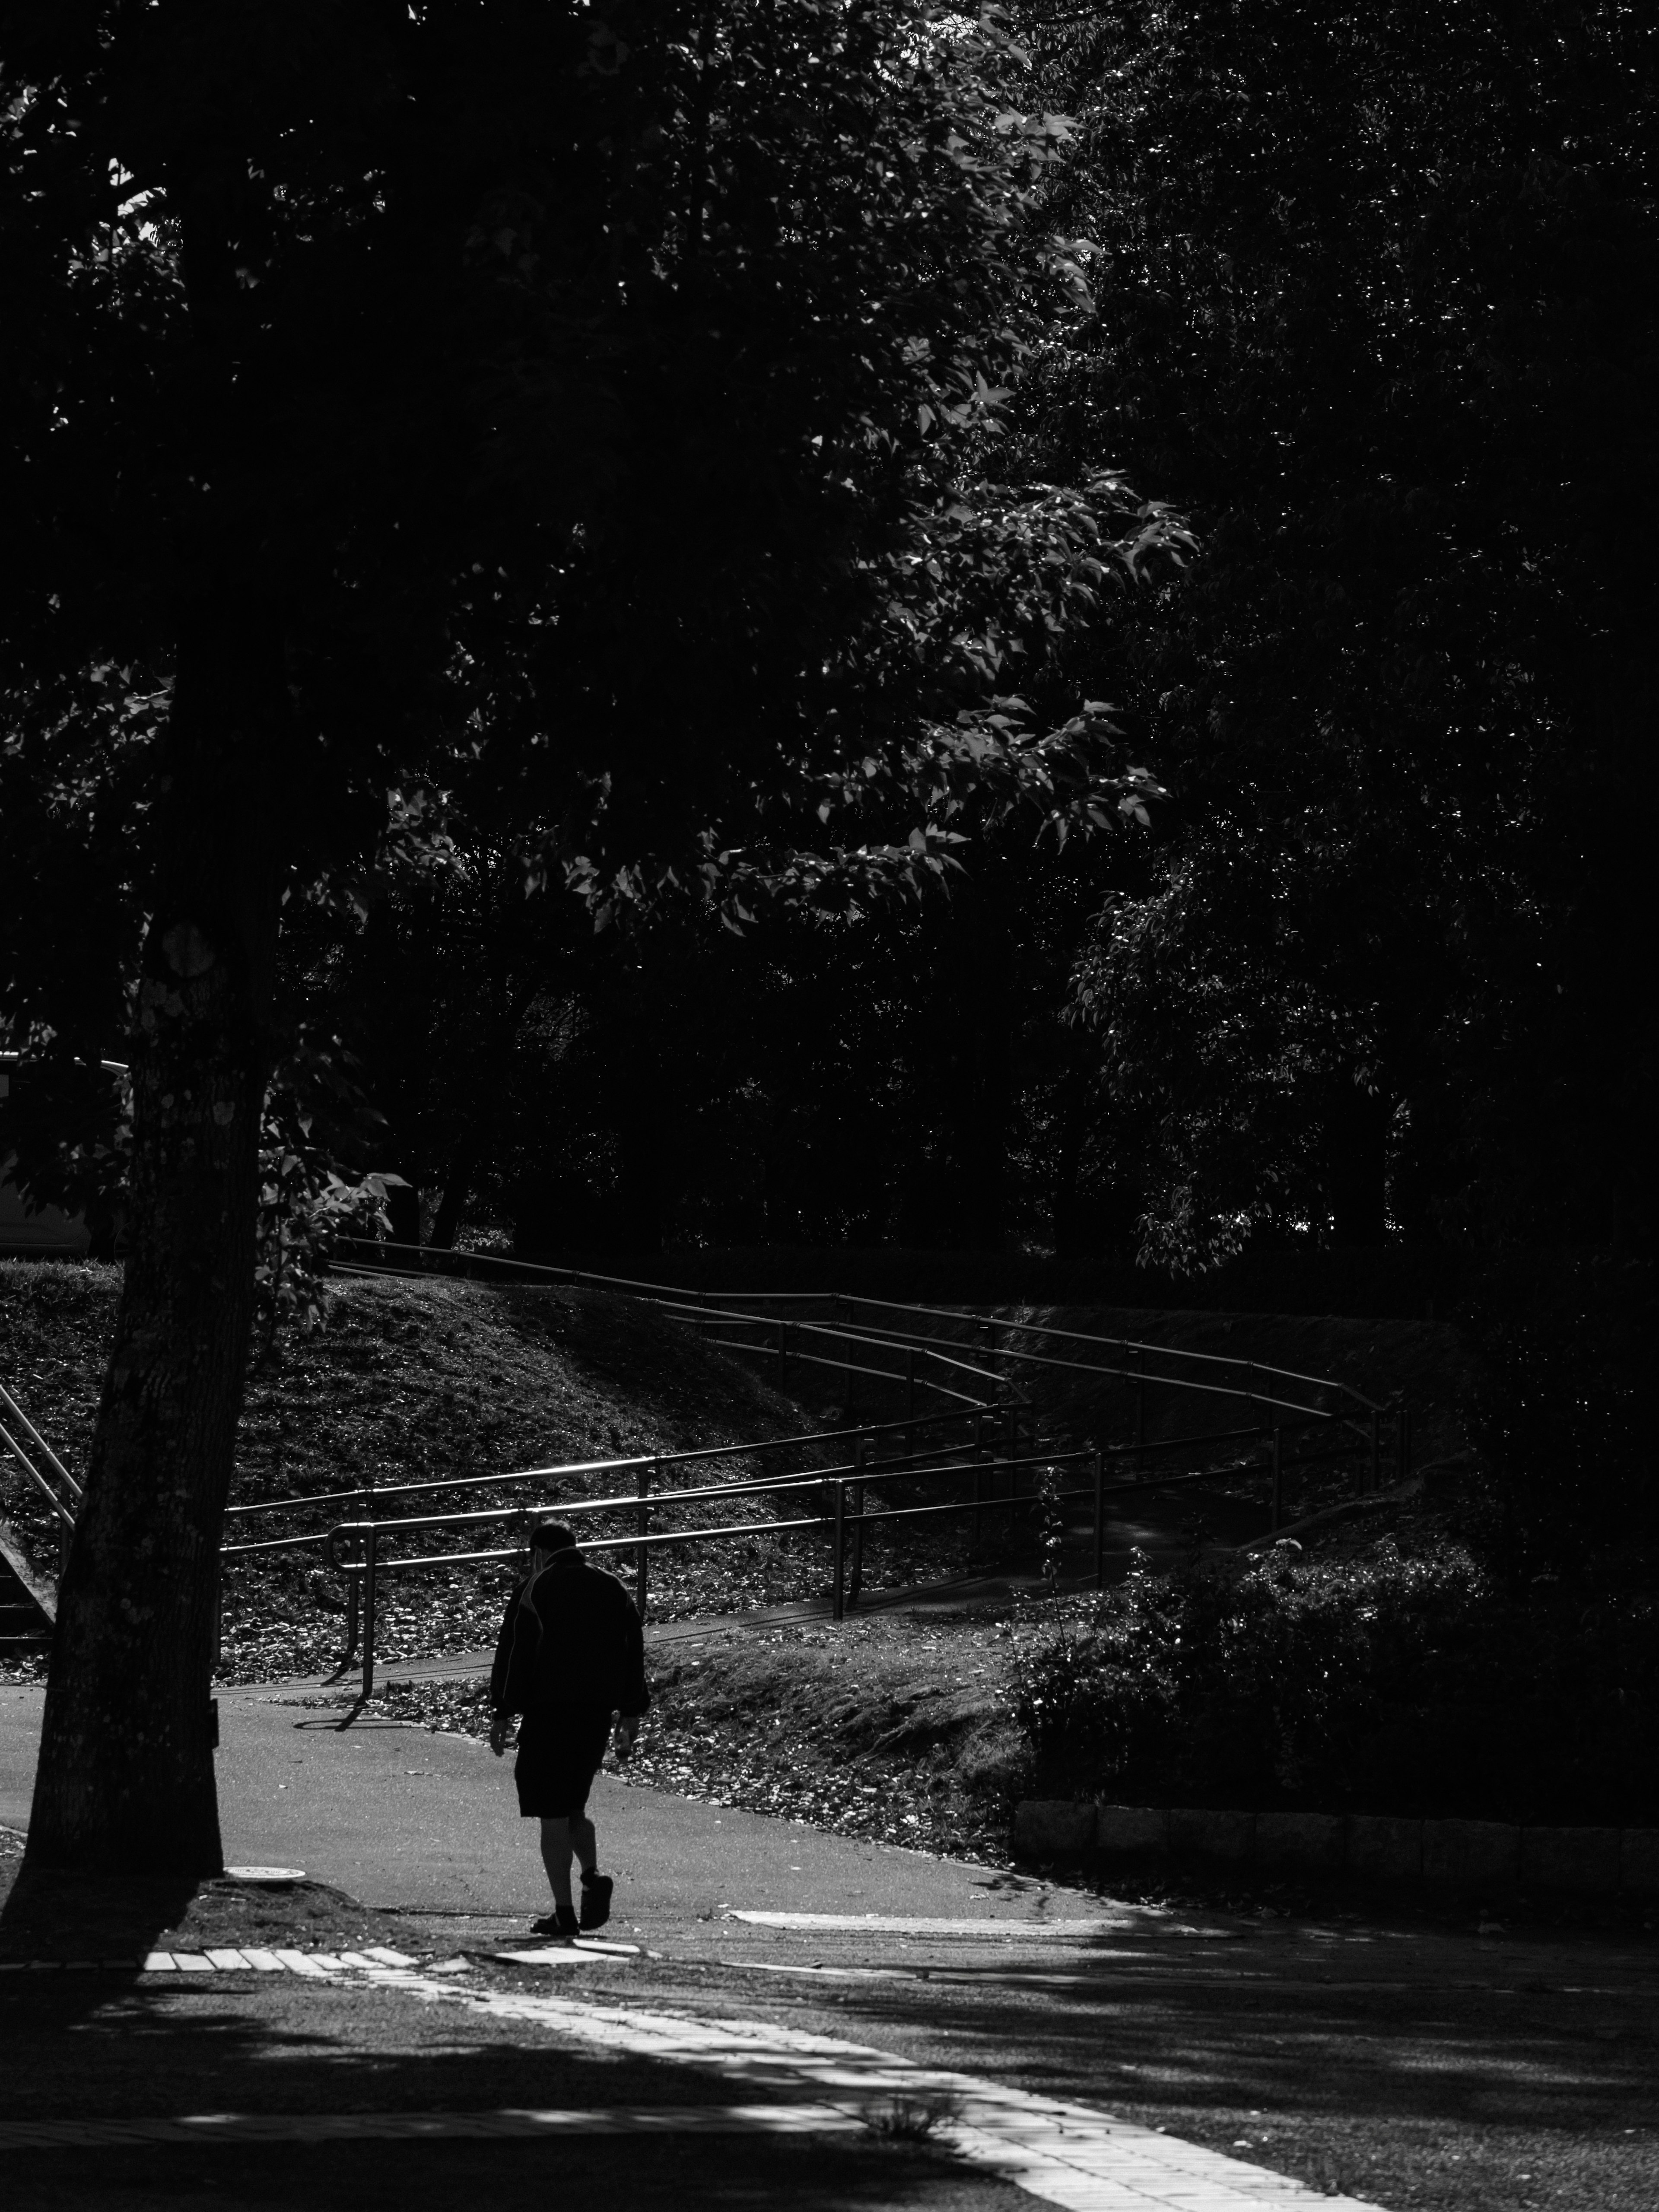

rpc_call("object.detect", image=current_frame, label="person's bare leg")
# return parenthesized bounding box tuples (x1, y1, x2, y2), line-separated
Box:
(571, 1814, 597, 1878)
(538, 1817, 575, 1912)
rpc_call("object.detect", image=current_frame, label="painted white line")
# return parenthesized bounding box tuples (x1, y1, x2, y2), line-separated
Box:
(238, 1950, 286, 1973)
(728, 1961, 913, 1983)
(143, 1953, 177, 1973)
(350, 1966, 1386, 2211)
(203, 1950, 254, 1971)
(496, 1950, 623, 1968)
(171, 1954, 214, 1973)
(728, 1913, 1123, 1938)
(0, 2104, 865, 2150)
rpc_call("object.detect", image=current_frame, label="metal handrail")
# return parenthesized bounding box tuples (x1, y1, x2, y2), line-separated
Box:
(332, 1237, 1380, 1422)
(317, 1415, 1322, 1694)
(835, 1294, 1386, 1414)
(0, 1414, 77, 1532)
(222, 1402, 983, 1522)
(0, 1382, 84, 1502)
(318, 1446, 1087, 1554)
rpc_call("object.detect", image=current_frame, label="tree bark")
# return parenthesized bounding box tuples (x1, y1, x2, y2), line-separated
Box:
(24, 618, 280, 1876)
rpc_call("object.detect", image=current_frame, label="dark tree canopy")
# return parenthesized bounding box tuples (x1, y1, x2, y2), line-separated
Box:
(0, 0, 1178, 1874)
(1013, 0, 1659, 1269)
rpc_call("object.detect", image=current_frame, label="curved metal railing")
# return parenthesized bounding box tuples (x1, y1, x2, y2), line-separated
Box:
(3, 1239, 1413, 1694)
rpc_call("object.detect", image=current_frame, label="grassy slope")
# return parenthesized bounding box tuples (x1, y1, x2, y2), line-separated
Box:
(0, 1262, 873, 1681)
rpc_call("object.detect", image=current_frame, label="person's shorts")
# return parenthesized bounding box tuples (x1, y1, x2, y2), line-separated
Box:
(513, 1708, 613, 1819)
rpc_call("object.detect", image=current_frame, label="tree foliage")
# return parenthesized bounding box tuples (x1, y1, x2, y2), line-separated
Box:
(1016, 0, 1659, 1268)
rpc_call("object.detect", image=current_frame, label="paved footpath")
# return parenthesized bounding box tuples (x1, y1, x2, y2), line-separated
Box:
(6, 1678, 1658, 2210)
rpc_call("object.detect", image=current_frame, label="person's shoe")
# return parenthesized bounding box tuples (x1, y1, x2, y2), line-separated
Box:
(530, 1907, 580, 1943)
(578, 1872, 613, 1932)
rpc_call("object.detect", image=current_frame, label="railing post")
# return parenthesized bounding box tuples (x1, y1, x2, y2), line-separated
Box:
(636, 1456, 655, 1624)
(1092, 1448, 1105, 1588)
(849, 1435, 867, 1608)
(832, 1479, 846, 1623)
(1271, 1426, 1283, 1533)
(360, 1524, 379, 1702)
(340, 1569, 360, 1672)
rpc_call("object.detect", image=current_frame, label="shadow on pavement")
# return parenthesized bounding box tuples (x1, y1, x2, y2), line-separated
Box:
(833, 1953, 1659, 2136)
(1, 1861, 195, 1966)
(6, 2134, 1025, 2212)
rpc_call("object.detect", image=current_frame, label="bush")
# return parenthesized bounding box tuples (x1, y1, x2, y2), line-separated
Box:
(1014, 1545, 1659, 1825)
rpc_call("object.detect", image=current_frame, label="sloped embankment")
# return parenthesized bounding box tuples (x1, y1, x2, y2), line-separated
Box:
(381, 1607, 1028, 1864)
(0, 1262, 842, 1681)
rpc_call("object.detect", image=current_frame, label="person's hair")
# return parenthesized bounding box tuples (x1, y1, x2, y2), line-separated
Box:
(528, 1519, 578, 1556)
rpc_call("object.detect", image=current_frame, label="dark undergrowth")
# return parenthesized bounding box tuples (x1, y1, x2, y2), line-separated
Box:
(1015, 1542, 1659, 1827)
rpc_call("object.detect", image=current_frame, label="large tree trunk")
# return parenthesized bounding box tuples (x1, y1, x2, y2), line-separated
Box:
(24, 619, 280, 1877)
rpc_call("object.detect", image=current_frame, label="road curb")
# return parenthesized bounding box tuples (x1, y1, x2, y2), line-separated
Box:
(1013, 1799, 1659, 1896)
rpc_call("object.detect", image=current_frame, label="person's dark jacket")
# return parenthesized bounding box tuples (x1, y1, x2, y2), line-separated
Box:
(490, 1550, 648, 1721)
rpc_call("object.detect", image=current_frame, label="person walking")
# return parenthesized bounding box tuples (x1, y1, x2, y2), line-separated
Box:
(489, 1519, 648, 1940)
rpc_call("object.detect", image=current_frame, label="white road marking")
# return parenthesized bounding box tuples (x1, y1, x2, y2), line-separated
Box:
(496, 1950, 619, 1968)
(727, 1913, 1123, 1938)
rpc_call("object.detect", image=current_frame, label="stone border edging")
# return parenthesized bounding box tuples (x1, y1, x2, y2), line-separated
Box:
(1013, 1800, 1659, 1897)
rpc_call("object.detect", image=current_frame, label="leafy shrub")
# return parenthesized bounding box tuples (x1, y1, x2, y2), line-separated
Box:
(1014, 1545, 1659, 1824)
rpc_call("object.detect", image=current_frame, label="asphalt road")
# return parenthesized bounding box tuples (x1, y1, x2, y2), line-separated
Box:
(0, 1680, 1102, 1926)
